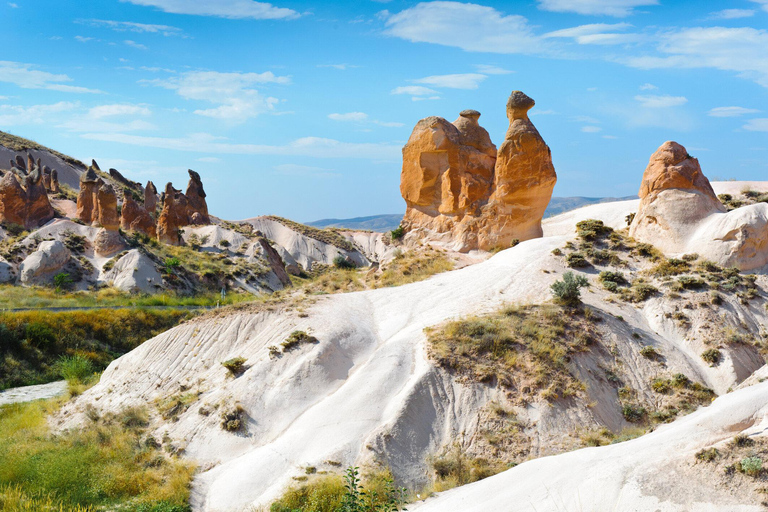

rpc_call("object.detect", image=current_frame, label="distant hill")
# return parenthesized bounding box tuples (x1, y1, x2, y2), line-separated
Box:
(306, 214, 404, 232)
(306, 196, 638, 233)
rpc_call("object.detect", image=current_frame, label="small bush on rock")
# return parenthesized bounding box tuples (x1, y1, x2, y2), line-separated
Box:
(282, 331, 319, 351)
(551, 271, 589, 306)
(221, 357, 247, 375)
(701, 348, 721, 365)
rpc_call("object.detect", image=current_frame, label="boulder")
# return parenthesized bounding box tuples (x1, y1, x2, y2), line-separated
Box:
(399, 91, 556, 252)
(120, 193, 156, 238)
(102, 249, 163, 293)
(629, 141, 768, 270)
(96, 183, 120, 230)
(185, 169, 210, 224)
(93, 228, 127, 257)
(19, 240, 70, 285)
(76, 167, 100, 224)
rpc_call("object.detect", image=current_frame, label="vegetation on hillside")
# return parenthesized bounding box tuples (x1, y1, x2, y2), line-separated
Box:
(0, 308, 194, 389)
(0, 130, 85, 169)
(0, 399, 194, 511)
(265, 216, 357, 252)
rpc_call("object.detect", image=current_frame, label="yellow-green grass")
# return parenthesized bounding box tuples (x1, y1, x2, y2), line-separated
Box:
(0, 308, 194, 389)
(0, 285, 252, 309)
(0, 399, 194, 511)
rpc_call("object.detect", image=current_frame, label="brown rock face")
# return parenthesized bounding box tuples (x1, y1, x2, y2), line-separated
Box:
(0, 159, 54, 229)
(636, 141, 720, 201)
(50, 169, 60, 194)
(400, 91, 556, 251)
(157, 183, 189, 245)
(121, 193, 157, 238)
(97, 183, 120, 230)
(94, 228, 127, 257)
(144, 181, 158, 216)
(185, 170, 210, 223)
(76, 168, 100, 224)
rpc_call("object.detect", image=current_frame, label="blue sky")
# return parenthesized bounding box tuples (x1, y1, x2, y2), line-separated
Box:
(1, 0, 767, 222)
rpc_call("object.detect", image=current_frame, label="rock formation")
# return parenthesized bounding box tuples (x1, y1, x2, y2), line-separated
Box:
(0, 159, 55, 229)
(50, 169, 60, 194)
(629, 141, 768, 270)
(96, 183, 120, 231)
(121, 192, 157, 238)
(19, 240, 70, 285)
(109, 168, 142, 191)
(94, 228, 127, 257)
(185, 170, 210, 224)
(144, 181, 158, 216)
(76, 167, 100, 224)
(400, 91, 556, 251)
(157, 183, 189, 245)
(42, 166, 51, 190)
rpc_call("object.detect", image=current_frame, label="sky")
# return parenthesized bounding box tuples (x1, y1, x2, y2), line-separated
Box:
(1, 0, 767, 222)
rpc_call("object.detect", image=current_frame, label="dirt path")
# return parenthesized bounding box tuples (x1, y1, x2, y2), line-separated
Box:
(0, 381, 67, 406)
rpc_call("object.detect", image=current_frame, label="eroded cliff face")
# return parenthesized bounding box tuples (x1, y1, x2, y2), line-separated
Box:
(400, 91, 556, 252)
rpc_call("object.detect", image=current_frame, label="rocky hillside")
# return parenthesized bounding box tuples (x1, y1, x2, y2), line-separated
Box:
(57, 181, 768, 510)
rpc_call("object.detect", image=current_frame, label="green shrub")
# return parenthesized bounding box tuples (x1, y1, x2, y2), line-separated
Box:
(565, 252, 589, 268)
(576, 219, 613, 241)
(163, 257, 181, 274)
(599, 271, 627, 291)
(333, 255, 356, 270)
(678, 275, 706, 290)
(732, 434, 754, 447)
(651, 378, 670, 394)
(741, 456, 763, 476)
(62, 232, 87, 253)
(221, 405, 245, 432)
(695, 448, 719, 462)
(621, 404, 646, 422)
(639, 345, 660, 360)
(282, 331, 319, 351)
(550, 272, 589, 306)
(390, 225, 405, 240)
(53, 272, 74, 292)
(55, 355, 94, 385)
(270, 474, 345, 512)
(701, 348, 721, 365)
(221, 357, 247, 375)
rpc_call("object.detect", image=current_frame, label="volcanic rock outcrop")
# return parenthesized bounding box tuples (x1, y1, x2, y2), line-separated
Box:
(76, 167, 101, 224)
(97, 183, 120, 231)
(144, 181, 158, 216)
(630, 141, 768, 270)
(185, 170, 209, 224)
(400, 91, 556, 251)
(19, 240, 70, 285)
(0, 158, 55, 229)
(157, 183, 190, 245)
(121, 192, 157, 238)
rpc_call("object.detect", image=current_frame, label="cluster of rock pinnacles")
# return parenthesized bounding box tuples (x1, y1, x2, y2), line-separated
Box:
(76, 161, 210, 253)
(399, 90, 558, 252)
(0, 155, 58, 230)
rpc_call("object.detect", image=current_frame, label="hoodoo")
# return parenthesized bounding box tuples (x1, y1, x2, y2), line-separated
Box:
(399, 91, 556, 252)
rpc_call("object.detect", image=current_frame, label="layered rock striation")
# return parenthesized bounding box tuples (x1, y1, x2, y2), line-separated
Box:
(400, 91, 556, 251)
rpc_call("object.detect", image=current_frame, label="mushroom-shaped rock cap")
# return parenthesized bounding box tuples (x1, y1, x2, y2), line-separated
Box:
(459, 109, 481, 121)
(81, 167, 99, 183)
(506, 91, 535, 120)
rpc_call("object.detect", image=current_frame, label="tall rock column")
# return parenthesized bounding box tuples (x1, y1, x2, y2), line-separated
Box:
(157, 183, 189, 245)
(76, 167, 100, 224)
(478, 91, 557, 250)
(185, 169, 210, 224)
(144, 181, 159, 217)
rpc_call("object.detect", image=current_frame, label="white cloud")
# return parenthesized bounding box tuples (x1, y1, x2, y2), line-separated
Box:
(8, 2, 18, 7)
(743, 118, 768, 131)
(74, 36, 94, 42)
(0, 102, 77, 126)
(750, 0, 768, 13)
(573, 115, 600, 124)
(413, 73, 487, 89)
(474, 64, 513, 75)
(391, 85, 438, 96)
(537, 0, 658, 17)
(144, 70, 289, 122)
(79, 19, 185, 36)
(88, 104, 152, 118)
(581, 125, 602, 133)
(543, 23, 641, 45)
(603, 135, 618, 139)
(81, 132, 401, 160)
(634, 94, 687, 108)
(708, 106, 760, 117)
(623, 27, 768, 88)
(124, 39, 148, 50)
(373, 120, 405, 127)
(328, 112, 369, 122)
(121, 0, 299, 20)
(0, 61, 102, 93)
(708, 9, 755, 19)
(273, 163, 341, 178)
(384, 2, 543, 54)
(639, 83, 657, 90)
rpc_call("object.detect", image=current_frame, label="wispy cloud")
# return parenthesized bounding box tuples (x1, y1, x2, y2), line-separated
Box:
(120, 0, 300, 20)
(474, 64, 513, 75)
(391, 85, 440, 101)
(58, 103, 156, 132)
(743, 118, 768, 131)
(143, 70, 290, 122)
(328, 112, 368, 122)
(413, 73, 487, 89)
(543, 23, 642, 45)
(0, 61, 102, 93)
(634, 94, 687, 108)
(639, 83, 657, 90)
(78, 19, 186, 37)
(74, 35, 94, 42)
(537, 0, 658, 17)
(707, 8, 755, 19)
(0, 102, 77, 126)
(317, 64, 358, 70)
(124, 39, 148, 50)
(81, 132, 401, 160)
(581, 125, 602, 133)
(708, 106, 760, 117)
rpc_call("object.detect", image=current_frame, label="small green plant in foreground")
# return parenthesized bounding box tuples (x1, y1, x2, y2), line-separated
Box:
(390, 225, 405, 240)
(221, 357, 247, 375)
(282, 330, 319, 351)
(740, 456, 763, 476)
(53, 272, 74, 292)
